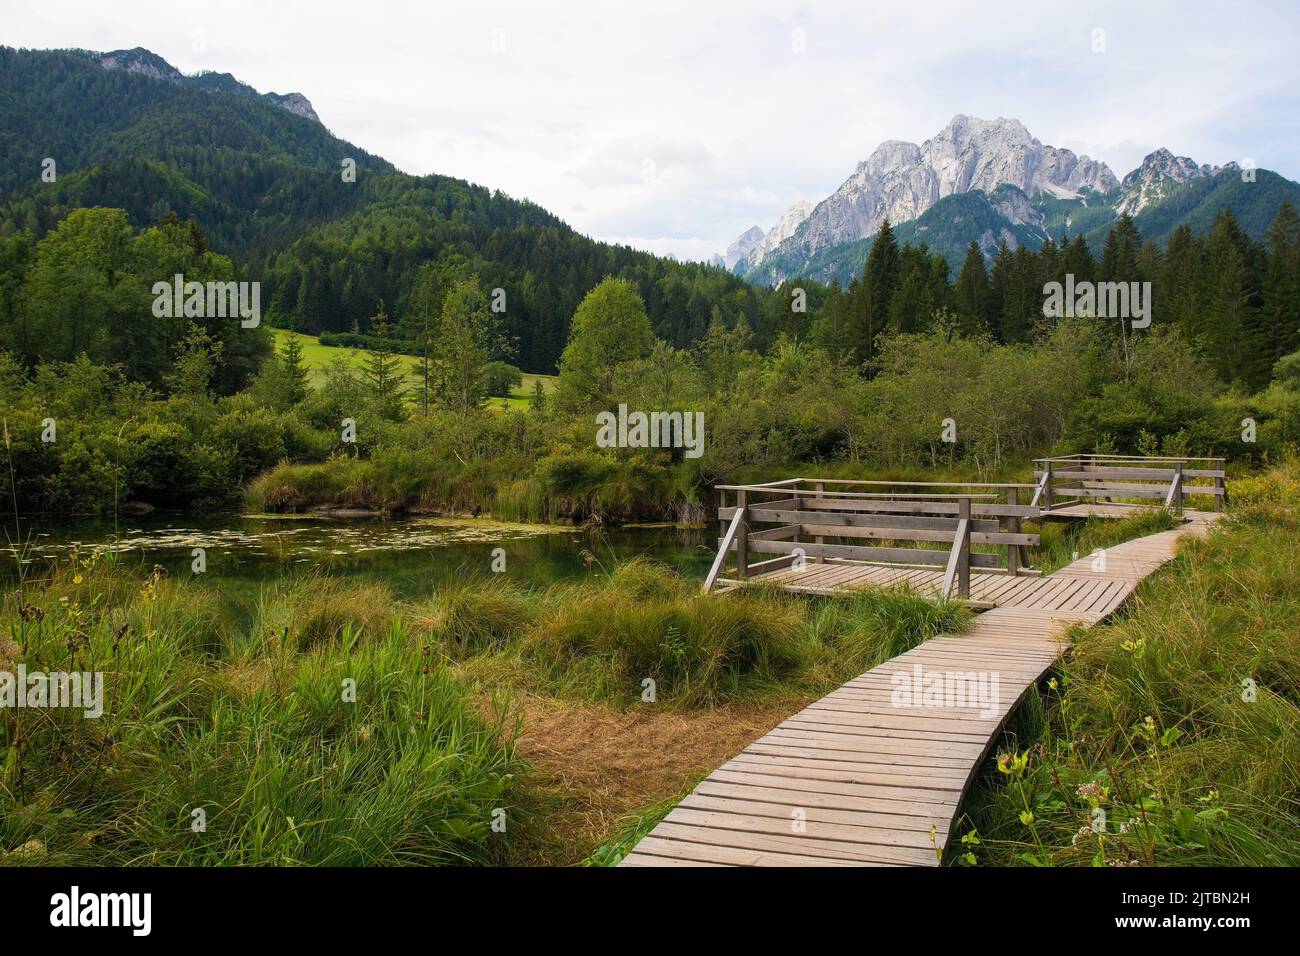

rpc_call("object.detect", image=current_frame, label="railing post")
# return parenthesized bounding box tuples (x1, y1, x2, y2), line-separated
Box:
(1043, 460, 1054, 511)
(735, 488, 748, 579)
(957, 496, 971, 599)
(813, 481, 824, 564)
(1006, 487, 1020, 576)
(1215, 466, 1225, 512)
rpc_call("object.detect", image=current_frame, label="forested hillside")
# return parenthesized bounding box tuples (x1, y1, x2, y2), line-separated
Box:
(0, 46, 768, 371)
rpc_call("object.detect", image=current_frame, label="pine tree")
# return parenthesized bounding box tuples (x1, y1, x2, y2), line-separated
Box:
(1000, 246, 1037, 344)
(279, 333, 308, 406)
(988, 240, 1011, 341)
(408, 261, 441, 415)
(1262, 201, 1300, 376)
(1062, 234, 1097, 285)
(1205, 208, 1264, 386)
(953, 241, 990, 337)
(1100, 214, 1142, 283)
(1160, 224, 1205, 342)
(864, 219, 901, 342)
(361, 302, 408, 420)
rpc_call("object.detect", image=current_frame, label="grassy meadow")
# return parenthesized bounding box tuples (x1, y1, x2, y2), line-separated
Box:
(270, 329, 556, 411)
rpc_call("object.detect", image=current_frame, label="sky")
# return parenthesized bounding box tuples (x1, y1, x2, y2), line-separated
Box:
(7, 0, 1299, 261)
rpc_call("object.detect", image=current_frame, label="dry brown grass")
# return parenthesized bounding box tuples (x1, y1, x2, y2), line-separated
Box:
(498, 691, 815, 865)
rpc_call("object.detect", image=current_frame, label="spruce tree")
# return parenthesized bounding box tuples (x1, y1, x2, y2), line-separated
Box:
(279, 333, 309, 406)
(953, 241, 990, 337)
(864, 218, 901, 341)
(361, 302, 408, 420)
(1263, 201, 1300, 376)
(988, 239, 1011, 341)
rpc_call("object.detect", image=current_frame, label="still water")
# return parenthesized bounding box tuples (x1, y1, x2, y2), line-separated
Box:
(2, 513, 715, 606)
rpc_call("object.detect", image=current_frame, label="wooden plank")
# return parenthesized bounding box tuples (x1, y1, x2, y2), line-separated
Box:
(703, 507, 745, 593)
(624, 501, 1226, 867)
(648, 821, 927, 865)
(625, 836, 858, 867)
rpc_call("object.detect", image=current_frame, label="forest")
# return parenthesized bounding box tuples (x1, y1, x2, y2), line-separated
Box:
(1, 195, 1298, 520)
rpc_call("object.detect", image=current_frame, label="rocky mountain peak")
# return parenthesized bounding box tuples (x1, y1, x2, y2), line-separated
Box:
(730, 114, 1119, 281)
(264, 91, 322, 124)
(86, 47, 321, 125)
(1115, 147, 1218, 215)
(93, 47, 183, 82)
(721, 225, 765, 270)
(922, 114, 1117, 200)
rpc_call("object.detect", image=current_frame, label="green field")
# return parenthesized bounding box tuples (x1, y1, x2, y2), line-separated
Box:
(269, 328, 556, 410)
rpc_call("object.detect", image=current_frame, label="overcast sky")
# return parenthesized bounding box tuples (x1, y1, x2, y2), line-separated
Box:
(8, 0, 1298, 260)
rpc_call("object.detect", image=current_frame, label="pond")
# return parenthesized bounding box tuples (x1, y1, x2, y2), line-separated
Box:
(1, 513, 716, 614)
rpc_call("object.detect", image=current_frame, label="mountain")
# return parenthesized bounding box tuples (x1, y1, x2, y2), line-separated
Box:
(89, 47, 322, 123)
(734, 200, 811, 273)
(714, 224, 764, 270)
(1115, 147, 1221, 216)
(732, 115, 1117, 283)
(0, 46, 766, 371)
(730, 117, 1300, 284)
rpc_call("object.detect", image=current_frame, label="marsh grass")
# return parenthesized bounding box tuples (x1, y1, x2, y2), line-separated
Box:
(1, 556, 522, 866)
(409, 577, 537, 658)
(425, 558, 969, 707)
(2, 548, 972, 865)
(244, 571, 395, 658)
(955, 461, 1300, 866)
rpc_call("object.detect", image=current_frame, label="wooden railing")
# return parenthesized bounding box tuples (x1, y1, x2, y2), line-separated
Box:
(1033, 454, 1227, 513)
(704, 478, 1042, 599)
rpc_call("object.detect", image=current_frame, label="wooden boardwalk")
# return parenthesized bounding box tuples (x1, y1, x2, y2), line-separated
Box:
(746, 562, 1135, 616)
(620, 511, 1221, 867)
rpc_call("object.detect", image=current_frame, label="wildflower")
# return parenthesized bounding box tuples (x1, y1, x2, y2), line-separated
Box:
(1019, 810, 1034, 826)
(1071, 825, 1092, 846)
(1076, 781, 1109, 806)
(996, 750, 1029, 778)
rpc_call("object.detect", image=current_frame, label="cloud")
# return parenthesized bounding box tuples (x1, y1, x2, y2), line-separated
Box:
(7, 0, 1297, 260)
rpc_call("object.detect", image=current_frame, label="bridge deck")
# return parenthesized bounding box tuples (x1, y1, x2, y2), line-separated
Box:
(725, 562, 1136, 616)
(620, 512, 1220, 867)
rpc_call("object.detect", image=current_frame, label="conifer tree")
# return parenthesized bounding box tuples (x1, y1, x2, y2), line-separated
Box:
(953, 241, 990, 337)
(361, 302, 408, 420)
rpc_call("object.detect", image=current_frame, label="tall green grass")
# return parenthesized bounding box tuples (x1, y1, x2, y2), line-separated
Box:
(422, 559, 969, 707)
(1, 555, 521, 866)
(3, 550, 972, 864)
(956, 462, 1300, 866)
